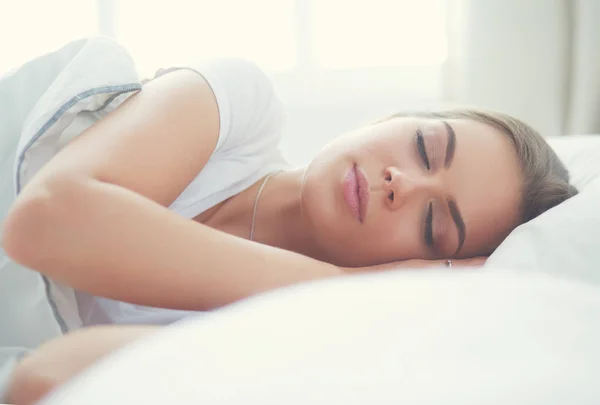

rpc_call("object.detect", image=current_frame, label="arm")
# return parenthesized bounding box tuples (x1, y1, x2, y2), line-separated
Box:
(2, 68, 343, 311)
(5, 326, 158, 405)
(346, 256, 487, 273)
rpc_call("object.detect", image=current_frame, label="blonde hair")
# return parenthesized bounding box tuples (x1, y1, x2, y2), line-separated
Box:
(384, 108, 578, 224)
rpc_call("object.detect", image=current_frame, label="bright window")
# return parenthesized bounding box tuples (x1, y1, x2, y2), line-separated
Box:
(0, 0, 98, 75)
(1, 0, 448, 101)
(115, 0, 296, 77)
(1, 1, 448, 75)
(311, 0, 447, 69)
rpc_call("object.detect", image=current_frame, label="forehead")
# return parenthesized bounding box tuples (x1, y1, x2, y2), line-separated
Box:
(445, 118, 523, 257)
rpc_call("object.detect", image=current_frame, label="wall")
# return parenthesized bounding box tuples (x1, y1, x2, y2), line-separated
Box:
(446, 0, 570, 137)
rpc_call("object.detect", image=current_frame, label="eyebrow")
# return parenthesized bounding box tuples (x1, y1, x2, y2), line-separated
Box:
(443, 120, 456, 168)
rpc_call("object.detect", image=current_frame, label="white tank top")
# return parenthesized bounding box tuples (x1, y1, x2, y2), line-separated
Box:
(77, 58, 287, 325)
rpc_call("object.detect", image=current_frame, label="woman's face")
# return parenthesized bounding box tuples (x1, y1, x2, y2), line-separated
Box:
(301, 116, 523, 267)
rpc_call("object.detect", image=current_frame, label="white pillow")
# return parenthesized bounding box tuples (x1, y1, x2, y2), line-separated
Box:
(486, 135, 600, 285)
(549, 135, 600, 189)
(40, 269, 600, 404)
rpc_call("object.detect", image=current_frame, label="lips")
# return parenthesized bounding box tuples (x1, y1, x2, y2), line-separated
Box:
(343, 164, 370, 223)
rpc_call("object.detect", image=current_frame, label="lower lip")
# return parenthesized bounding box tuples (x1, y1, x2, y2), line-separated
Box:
(343, 165, 370, 223)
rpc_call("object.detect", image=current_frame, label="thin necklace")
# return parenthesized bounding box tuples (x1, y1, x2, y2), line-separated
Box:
(249, 170, 282, 241)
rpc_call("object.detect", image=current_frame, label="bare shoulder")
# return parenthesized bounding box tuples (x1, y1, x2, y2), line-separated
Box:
(23, 68, 221, 207)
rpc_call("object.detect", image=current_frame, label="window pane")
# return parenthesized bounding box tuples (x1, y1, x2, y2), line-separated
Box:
(312, 0, 447, 69)
(115, 0, 296, 77)
(0, 0, 98, 75)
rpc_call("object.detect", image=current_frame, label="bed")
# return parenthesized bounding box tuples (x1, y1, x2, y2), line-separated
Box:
(1, 38, 600, 404)
(30, 135, 600, 402)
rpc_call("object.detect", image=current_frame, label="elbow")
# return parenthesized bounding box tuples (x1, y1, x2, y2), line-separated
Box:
(2, 174, 89, 269)
(2, 186, 50, 268)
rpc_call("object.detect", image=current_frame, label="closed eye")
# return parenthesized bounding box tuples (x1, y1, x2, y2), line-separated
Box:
(424, 201, 434, 250)
(416, 129, 430, 170)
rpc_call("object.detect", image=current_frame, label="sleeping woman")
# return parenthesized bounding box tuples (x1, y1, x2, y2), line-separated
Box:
(1, 58, 577, 405)
(3, 59, 576, 324)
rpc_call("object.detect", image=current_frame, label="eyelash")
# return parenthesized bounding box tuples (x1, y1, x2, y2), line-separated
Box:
(425, 201, 434, 249)
(416, 129, 430, 170)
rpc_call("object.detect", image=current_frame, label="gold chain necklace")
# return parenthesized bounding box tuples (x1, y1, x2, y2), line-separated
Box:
(249, 170, 282, 241)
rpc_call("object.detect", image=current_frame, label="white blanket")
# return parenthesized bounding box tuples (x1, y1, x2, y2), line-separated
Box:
(40, 269, 600, 404)
(0, 37, 142, 346)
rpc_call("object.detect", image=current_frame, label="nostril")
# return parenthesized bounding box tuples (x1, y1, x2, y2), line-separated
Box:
(385, 173, 392, 182)
(388, 191, 394, 202)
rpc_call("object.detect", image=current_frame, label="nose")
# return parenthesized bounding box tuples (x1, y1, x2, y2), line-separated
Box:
(383, 167, 439, 210)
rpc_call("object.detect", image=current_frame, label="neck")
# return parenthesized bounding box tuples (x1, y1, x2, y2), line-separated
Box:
(250, 168, 328, 262)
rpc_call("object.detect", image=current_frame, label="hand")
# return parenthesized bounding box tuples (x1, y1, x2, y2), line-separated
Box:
(344, 256, 487, 274)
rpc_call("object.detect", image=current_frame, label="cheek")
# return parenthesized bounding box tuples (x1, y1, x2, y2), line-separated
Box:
(301, 168, 335, 223)
(359, 202, 426, 262)
(363, 136, 417, 170)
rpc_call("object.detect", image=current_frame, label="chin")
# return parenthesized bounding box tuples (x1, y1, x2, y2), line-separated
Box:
(301, 184, 369, 267)
(302, 150, 368, 261)
(301, 171, 337, 233)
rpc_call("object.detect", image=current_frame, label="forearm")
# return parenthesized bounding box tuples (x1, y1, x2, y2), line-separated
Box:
(6, 326, 158, 405)
(4, 177, 343, 310)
